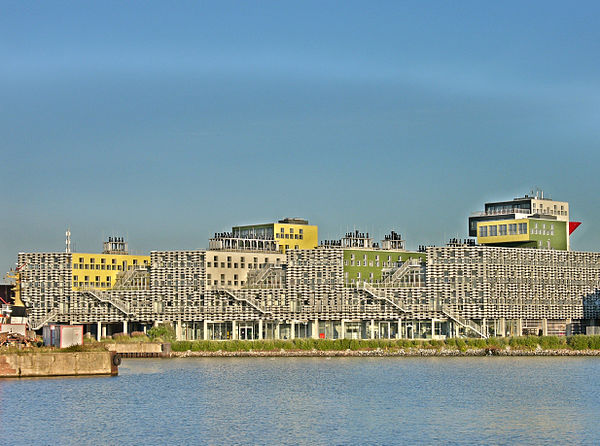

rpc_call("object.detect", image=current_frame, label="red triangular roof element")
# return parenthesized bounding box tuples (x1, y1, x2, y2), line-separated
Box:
(569, 221, 581, 235)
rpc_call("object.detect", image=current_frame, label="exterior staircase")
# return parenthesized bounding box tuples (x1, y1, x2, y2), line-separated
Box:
(112, 267, 149, 290)
(383, 258, 421, 284)
(221, 289, 271, 315)
(29, 308, 60, 330)
(82, 287, 134, 316)
(252, 265, 282, 285)
(361, 282, 410, 314)
(441, 306, 488, 338)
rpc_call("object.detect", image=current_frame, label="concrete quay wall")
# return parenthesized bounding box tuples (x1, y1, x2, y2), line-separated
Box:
(104, 342, 169, 357)
(0, 351, 118, 378)
(105, 342, 163, 354)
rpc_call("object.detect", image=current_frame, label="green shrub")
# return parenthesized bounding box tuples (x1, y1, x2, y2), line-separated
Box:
(486, 337, 507, 348)
(588, 336, 600, 350)
(466, 338, 486, 349)
(509, 336, 539, 350)
(567, 335, 590, 350)
(147, 323, 176, 342)
(538, 336, 562, 350)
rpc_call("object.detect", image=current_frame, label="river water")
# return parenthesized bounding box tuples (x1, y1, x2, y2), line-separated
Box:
(1, 357, 599, 445)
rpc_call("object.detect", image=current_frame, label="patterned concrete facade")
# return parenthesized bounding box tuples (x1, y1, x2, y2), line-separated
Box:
(16, 244, 600, 339)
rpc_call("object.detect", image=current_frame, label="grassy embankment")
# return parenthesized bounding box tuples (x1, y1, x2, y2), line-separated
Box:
(168, 335, 600, 353)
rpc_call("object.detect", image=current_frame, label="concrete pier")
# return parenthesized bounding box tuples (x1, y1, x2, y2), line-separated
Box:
(0, 351, 118, 378)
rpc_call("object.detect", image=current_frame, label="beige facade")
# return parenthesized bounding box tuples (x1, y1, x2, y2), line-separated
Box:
(204, 250, 284, 289)
(530, 198, 569, 221)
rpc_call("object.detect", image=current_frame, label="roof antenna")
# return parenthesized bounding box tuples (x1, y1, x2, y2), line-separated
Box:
(66, 228, 71, 254)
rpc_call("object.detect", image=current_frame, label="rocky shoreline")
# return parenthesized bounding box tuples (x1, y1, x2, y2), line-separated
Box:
(169, 348, 600, 358)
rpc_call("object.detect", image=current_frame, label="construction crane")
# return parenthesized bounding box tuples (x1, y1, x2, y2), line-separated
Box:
(5, 261, 28, 307)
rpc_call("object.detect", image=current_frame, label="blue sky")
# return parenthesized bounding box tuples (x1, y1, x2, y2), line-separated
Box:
(1, 1, 599, 273)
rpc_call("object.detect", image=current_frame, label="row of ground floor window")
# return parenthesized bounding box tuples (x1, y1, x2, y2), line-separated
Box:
(80, 318, 586, 341)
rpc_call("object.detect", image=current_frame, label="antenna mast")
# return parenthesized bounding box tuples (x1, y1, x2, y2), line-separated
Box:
(66, 228, 71, 253)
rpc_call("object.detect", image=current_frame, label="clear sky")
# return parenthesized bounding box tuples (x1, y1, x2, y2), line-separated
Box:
(1, 1, 599, 274)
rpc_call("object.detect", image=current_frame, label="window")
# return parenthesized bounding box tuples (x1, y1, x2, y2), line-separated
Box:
(79, 257, 84, 263)
(489, 225, 498, 236)
(299, 229, 303, 234)
(499, 224, 507, 236)
(295, 245, 299, 249)
(518, 223, 527, 234)
(479, 226, 488, 237)
(290, 228, 294, 234)
(213, 256, 218, 262)
(509, 224, 517, 235)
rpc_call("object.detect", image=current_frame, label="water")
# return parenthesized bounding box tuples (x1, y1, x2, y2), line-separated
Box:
(1, 357, 599, 445)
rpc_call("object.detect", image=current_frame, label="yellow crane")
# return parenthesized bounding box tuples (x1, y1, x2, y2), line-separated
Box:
(5, 262, 27, 307)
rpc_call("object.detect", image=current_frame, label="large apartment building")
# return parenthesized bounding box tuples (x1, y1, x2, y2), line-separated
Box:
(10, 194, 600, 340)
